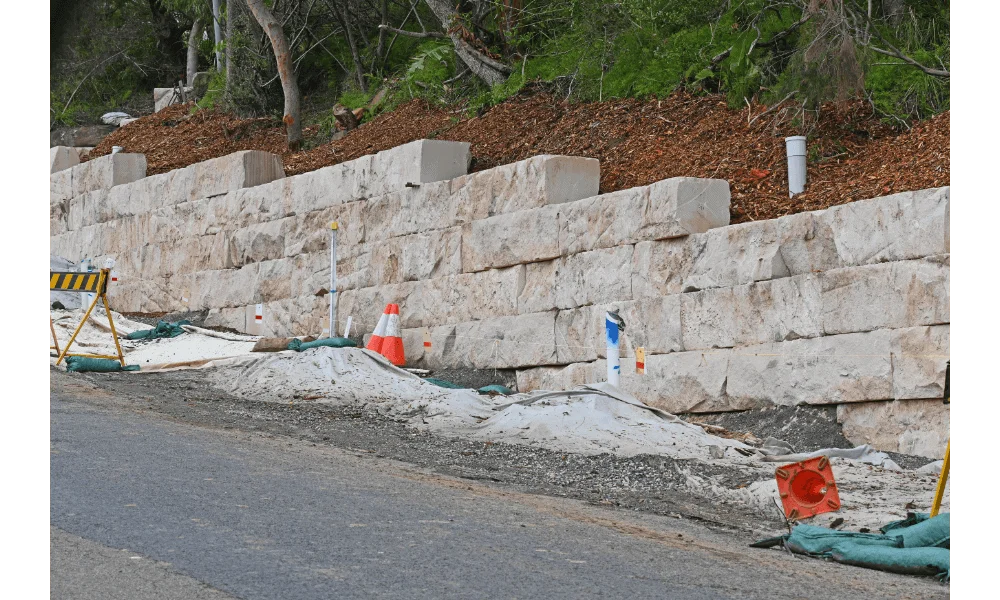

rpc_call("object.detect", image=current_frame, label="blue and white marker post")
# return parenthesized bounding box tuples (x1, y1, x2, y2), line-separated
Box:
(328, 221, 338, 338)
(605, 311, 622, 387)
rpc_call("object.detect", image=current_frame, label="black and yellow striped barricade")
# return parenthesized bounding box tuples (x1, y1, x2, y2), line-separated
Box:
(51, 268, 125, 366)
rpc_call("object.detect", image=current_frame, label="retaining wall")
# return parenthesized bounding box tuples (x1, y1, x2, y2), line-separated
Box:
(50, 141, 950, 457)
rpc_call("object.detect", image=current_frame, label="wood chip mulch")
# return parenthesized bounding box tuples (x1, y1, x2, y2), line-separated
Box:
(88, 90, 948, 224)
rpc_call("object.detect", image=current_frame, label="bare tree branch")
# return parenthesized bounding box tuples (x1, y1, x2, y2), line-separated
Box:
(377, 24, 444, 38)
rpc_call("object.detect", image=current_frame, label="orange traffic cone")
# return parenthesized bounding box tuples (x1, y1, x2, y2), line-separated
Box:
(366, 306, 390, 351)
(380, 304, 406, 366)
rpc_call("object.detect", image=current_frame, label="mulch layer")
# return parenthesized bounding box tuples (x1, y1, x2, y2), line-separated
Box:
(89, 90, 949, 224)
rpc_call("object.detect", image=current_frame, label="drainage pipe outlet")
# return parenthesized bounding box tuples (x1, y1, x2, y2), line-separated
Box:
(785, 135, 807, 197)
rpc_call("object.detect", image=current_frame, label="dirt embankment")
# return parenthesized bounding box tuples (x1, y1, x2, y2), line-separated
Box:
(90, 92, 949, 224)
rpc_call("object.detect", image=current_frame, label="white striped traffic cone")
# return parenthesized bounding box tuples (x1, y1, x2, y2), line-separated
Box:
(366, 306, 390, 351)
(379, 304, 405, 366)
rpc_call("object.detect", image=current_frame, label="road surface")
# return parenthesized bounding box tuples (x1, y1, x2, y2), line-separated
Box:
(51, 374, 948, 599)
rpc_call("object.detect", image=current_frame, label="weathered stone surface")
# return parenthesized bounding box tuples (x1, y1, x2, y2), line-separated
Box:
(614, 349, 750, 414)
(355, 140, 470, 199)
(820, 256, 950, 335)
(461, 205, 561, 272)
(50, 125, 116, 148)
(450, 155, 600, 222)
(681, 274, 822, 350)
(891, 325, 949, 400)
(647, 178, 730, 235)
(227, 218, 290, 267)
(682, 219, 789, 292)
(283, 201, 366, 258)
(554, 295, 682, 363)
(188, 264, 261, 309)
(362, 181, 455, 242)
(51, 168, 74, 202)
(191, 150, 285, 200)
(631, 238, 691, 299)
(516, 361, 600, 392)
(518, 245, 633, 314)
(51, 146, 79, 173)
(203, 306, 247, 332)
(67, 152, 146, 196)
(50, 199, 69, 236)
(284, 162, 356, 215)
(418, 266, 525, 327)
(368, 227, 462, 286)
(727, 330, 894, 406)
(838, 399, 949, 459)
(416, 311, 557, 369)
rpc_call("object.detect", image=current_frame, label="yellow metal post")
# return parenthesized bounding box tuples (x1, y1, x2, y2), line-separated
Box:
(50, 319, 61, 354)
(930, 440, 950, 517)
(100, 272, 125, 366)
(56, 290, 101, 365)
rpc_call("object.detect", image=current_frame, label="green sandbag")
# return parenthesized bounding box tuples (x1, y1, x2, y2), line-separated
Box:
(784, 525, 902, 555)
(126, 320, 191, 340)
(478, 384, 514, 396)
(888, 513, 949, 549)
(287, 337, 358, 351)
(881, 512, 929, 533)
(65, 357, 139, 373)
(831, 545, 950, 581)
(424, 377, 466, 389)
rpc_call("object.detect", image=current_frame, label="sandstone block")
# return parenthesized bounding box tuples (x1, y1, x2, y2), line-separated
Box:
(51, 168, 73, 202)
(681, 274, 822, 350)
(227, 218, 290, 267)
(283, 201, 366, 257)
(419, 266, 525, 326)
(630, 238, 691, 299)
(285, 162, 356, 215)
(726, 330, 894, 406)
(612, 349, 747, 414)
(516, 361, 600, 392)
(553, 295, 681, 364)
(188, 264, 261, 309)
(362, 181, 455, 242)
(190, 151, 285, 200)
(51, 146, 79, 173)
(416, 311, 557, 369)
(820, 256, 949, 335)
(67, 153, 147, 198)
(368, 227, 462, 286)
(682, 219, 790, 292)
(50, 199, 69, 236)
(891, 325, 949, 400)
(520, 245, 633, 314)
(450, 155, 600, 222)
(203, 306, 247, 332)
(837, 398, 950, 459)
(461, 205, 561, 272)
(355, 140, 470, 199)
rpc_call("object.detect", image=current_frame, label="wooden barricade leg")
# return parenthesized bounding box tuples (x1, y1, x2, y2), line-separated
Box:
(102, 293, 125, 367)
(50, 319, 61, 355)
(56, 292, 101, 365)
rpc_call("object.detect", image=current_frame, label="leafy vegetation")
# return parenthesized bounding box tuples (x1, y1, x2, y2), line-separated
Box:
(50, 1, 949, 133)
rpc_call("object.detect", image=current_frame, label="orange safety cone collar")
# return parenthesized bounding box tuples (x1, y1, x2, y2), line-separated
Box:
(775, 455, 841, 521)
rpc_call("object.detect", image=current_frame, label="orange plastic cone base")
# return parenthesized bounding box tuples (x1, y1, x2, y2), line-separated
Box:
(775, 455, 841, 521)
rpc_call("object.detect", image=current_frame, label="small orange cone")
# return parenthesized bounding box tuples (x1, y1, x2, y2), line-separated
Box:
(366, 306, 390, 351)
(775, 455, 841, 521)
(379, 304, 406, 366)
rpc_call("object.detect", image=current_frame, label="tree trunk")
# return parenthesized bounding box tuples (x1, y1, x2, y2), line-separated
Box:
(187, 19, 203, 87)
(376, 0, 388, 66)
(334, 2, 368, 92)
(225, 0, 233, 94)
(244, 0, 303, 149)
(422, 0, 510, 86)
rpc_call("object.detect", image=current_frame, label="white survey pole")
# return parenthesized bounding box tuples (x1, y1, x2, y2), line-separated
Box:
(605, 311, 621, 387)
(785, 135, 807, 197)
(329, 222, 338, 338)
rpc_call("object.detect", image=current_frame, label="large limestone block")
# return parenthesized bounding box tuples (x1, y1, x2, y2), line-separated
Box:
(822, 187, 950, 265)
(681, 274, 822, 350)
(519, 245, 634, 313)
(285, 162, 356, 215)
(227, 218, 291, 267)
(820, 256, 949, 335)
(50, 199, 69, 236)
(190, 151, 285, 200)
(254, 294, 327, 338)
(227, 179, 291, 230)
(611, 349, 748, 414)
(554, 295, 682, 363)
(450, 155, 600, 221)
(368, 227, 462, 286)
(516, 361, 600, 392)
(417, 311, 557, 369)
(155, 233, 232, 278)
(891, 325, 949, 400)
(51, 168, 74, 202)
(559, 178, 729, 256)
(355, 140, 470, 199)
(419, 266, 525, 326)
(51, 146, 80, 173)
(363, 181, 455, 242)
(204, 306, 247, 333)
(631, 238, 691, 299)
(72, 153, 147, 197)
(188, 264, 261, 309)
(283, 201, 366, 257)
(682, 219, 790, 292)
(461, 205, 561, 272)
(726, 330, 894, 406)
(837, 399, 950, 459)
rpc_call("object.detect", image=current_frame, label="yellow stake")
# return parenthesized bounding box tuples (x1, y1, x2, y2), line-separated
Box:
(930, 439, 950, 517)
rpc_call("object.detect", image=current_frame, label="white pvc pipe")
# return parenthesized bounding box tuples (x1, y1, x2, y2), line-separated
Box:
(329, 223, 338, 339)
(785, 136, 807, 197)
(605, 312, 621, 387)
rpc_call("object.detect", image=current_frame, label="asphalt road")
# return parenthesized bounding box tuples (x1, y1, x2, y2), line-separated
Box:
(51, 383, 948, 599)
